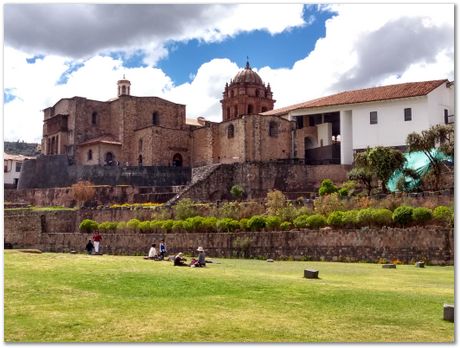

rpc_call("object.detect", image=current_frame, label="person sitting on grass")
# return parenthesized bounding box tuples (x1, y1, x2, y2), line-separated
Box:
(144, 243, 160, 260)
(174, 252, 188, 266)
(85, 240, 94, 255)
(190, 246, 206, 268)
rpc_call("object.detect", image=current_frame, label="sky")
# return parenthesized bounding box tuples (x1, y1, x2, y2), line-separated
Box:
(3, 3, 455, 143)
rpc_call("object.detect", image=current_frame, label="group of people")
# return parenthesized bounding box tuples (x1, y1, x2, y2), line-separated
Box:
(174, 247, 206, 268)
(85, 232, 102, 255)
(144, 240, 167, 260)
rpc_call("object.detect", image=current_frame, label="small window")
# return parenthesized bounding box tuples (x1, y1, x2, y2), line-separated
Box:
(152, 112, 159, 126)
(231, 90, 235, 97)
(269, 121, 279, 137)
(227, 124, 234, 139)
(309, 116, 315, 127)
(296, 116, 304, 129)
(404, 108, 412, 121)
(91, 112, 97, 125)
(233, 105, 238, 118)
(138, 138, 143, 152)
(370, 111, 378, 125)
(255, 90, 260, 97)
(247, 104, 254, 114)
(444, 109, 449, 124)
(4, 164, 8, 173)
(226, 107, 230, 119)
(87, 150, 93, 161)
(15, 162, 22, 172)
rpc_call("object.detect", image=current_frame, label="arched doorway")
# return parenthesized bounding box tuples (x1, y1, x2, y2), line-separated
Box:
(172, 153, 183, 167)
(105, 152, 114, 165)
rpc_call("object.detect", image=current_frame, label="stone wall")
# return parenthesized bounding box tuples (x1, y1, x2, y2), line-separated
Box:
(4, 209, 453, 264)
(18, 155, 191, 189)
(183, 162, 351, 201)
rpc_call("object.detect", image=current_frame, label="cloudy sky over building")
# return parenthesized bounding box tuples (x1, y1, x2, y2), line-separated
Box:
(4, 3, 454, 142)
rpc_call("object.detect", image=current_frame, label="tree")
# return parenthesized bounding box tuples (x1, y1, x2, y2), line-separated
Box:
(406, 124, 454, 190)
(71, 180, 96, 207)
(350, 147, 405, 194)
(230, 184, 245, 201)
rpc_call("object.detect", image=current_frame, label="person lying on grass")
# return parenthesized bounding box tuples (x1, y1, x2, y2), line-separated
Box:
(174, 252, 188, 266)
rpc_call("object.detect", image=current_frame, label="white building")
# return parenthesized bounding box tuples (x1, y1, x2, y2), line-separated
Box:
(263, 79, 454, 165)
(4, 153, 34, 188)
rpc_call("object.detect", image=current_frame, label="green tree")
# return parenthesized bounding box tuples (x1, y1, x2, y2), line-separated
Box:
(406, 124, 454, 190)
(367, 147, 406, 193)
(348, 167, 373, 196)
(230, 184, 245, 201)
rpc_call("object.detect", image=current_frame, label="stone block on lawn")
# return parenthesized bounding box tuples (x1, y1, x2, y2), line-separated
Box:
(70, 250, 77, 254)
(382, 264, 396, 269)
(304, 269, 319, 279)
(266, 259, 274, 262)
(415, 261, 425, 268)
(444, 304, 454, 322)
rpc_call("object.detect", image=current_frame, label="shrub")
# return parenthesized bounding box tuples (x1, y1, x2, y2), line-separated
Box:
(172, 220, 184, 232)
(433, 206, 454, 224)
(357, 208, 374, 227)
(150, 220, 163, 231)
(265, 216, 281, 231)
(239, 218, 249, 231)
(184, 216, 206, 232)
(218, 202, 240, 220)
(247, 215, 266, 231)
(138, 221, 151, 232)
(412, 207, 433, 224)
(280, 221, 292, 231)
(230, 184, 245, 200)
(342, 210, 359, 228)
(276, 205, 297, 222)
(305, 214, 327, 229)
(372, 208, 393, 226)
(338, 187, 349, 198)
(216, 218, 239, 232)
(341, 180, 357, 196)
(201, 217, 218, 232)
(327, 211, 345, 227)
(79, 219, 98, 233)
(392, 206, 414, 226)
(174, 198, 197, 220)
(116, 221, 126, 231)
(160, 219, 174, 232)
(314, 193, 344, 215)
(266, 190, 287, 215)
(318, 179, 338, 196)
(293, 214, 310, 228)
(98, 221, 110, 231)
(71, 180, 96, 207)
(98, 221, 118, 232)
(127, 218, 141, 230)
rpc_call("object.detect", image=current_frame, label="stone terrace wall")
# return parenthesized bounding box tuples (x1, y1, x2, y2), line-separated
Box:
(4, 209, 453, 264)
(18, 155, 191, 189)
(183, 162, 351, 201)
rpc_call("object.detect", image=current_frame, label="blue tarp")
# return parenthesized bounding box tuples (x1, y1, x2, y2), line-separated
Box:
(387, 149, 453, 192)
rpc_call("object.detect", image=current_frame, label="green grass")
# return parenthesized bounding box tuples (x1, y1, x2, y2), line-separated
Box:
(4, 251, 454, 342)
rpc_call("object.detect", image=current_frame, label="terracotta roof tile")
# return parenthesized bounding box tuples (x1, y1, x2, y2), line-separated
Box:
(262, 79, 449, 116)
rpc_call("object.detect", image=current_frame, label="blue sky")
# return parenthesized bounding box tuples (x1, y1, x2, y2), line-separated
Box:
(3, 4, 455, 142)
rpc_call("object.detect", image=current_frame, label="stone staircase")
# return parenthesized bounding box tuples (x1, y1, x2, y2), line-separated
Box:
(166, 163, 222, 205)
(133, 185, 187, 203)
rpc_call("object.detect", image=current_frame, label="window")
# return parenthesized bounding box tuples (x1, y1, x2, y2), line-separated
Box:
(87, 150, 93, 161)
(247, 104, 254, 114)
(308, 116, 315, 127)
(233, 105, 238, 118)
(404, 108, 412, 121)
(138, 138, 143, 152)
(91, 112, 97, 125)
(296, 116, 304, 129)
(4, 163, 8, 173)
(314, 115, 323, 125)
(261, 107, 267, 112)
(269, 121, 279, 137)
(226, 107, 230, 119)
(15, 162, 22, 172)
(227, 124, 234, 138)
(370, 111, 378, 124)
(152, 112, 159, 125)
(255, 90, 260, 97)
(444, 109, 449, 124)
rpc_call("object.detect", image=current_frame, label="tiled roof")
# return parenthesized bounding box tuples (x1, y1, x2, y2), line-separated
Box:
(78, 135, 122, 146)
(4, 153, 35, 161)
(261, 79, 449, 116)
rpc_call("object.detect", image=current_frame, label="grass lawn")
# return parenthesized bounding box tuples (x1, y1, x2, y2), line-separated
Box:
(4, 250, 454, 342)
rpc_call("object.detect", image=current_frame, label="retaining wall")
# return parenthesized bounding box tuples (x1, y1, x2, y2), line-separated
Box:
(4, 209, 453, 264)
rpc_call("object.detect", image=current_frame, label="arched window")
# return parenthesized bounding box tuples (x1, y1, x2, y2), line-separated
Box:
(231, 90, 235, 97)
(227, 124, 234, 139)
(172, 153, 183, 167)
(122, 86, 126, 95)
(247, 104, 254, 114)
(91, 111, 97, 125)
(138, 154, 143, 166)
(105, 152, 114, 165)
(138, 138, 143, 152)
(152, 111, 159, 125)
(87, 149, 93, 161)
(233, 105, 238, 117)
(269, 121, 279, 137)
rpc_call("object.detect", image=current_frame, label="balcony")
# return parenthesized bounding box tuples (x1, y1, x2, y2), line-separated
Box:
(305, 143, 341, 165)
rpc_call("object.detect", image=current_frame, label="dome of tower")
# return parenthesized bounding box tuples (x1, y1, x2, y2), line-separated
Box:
(231, 61, 263, 85)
